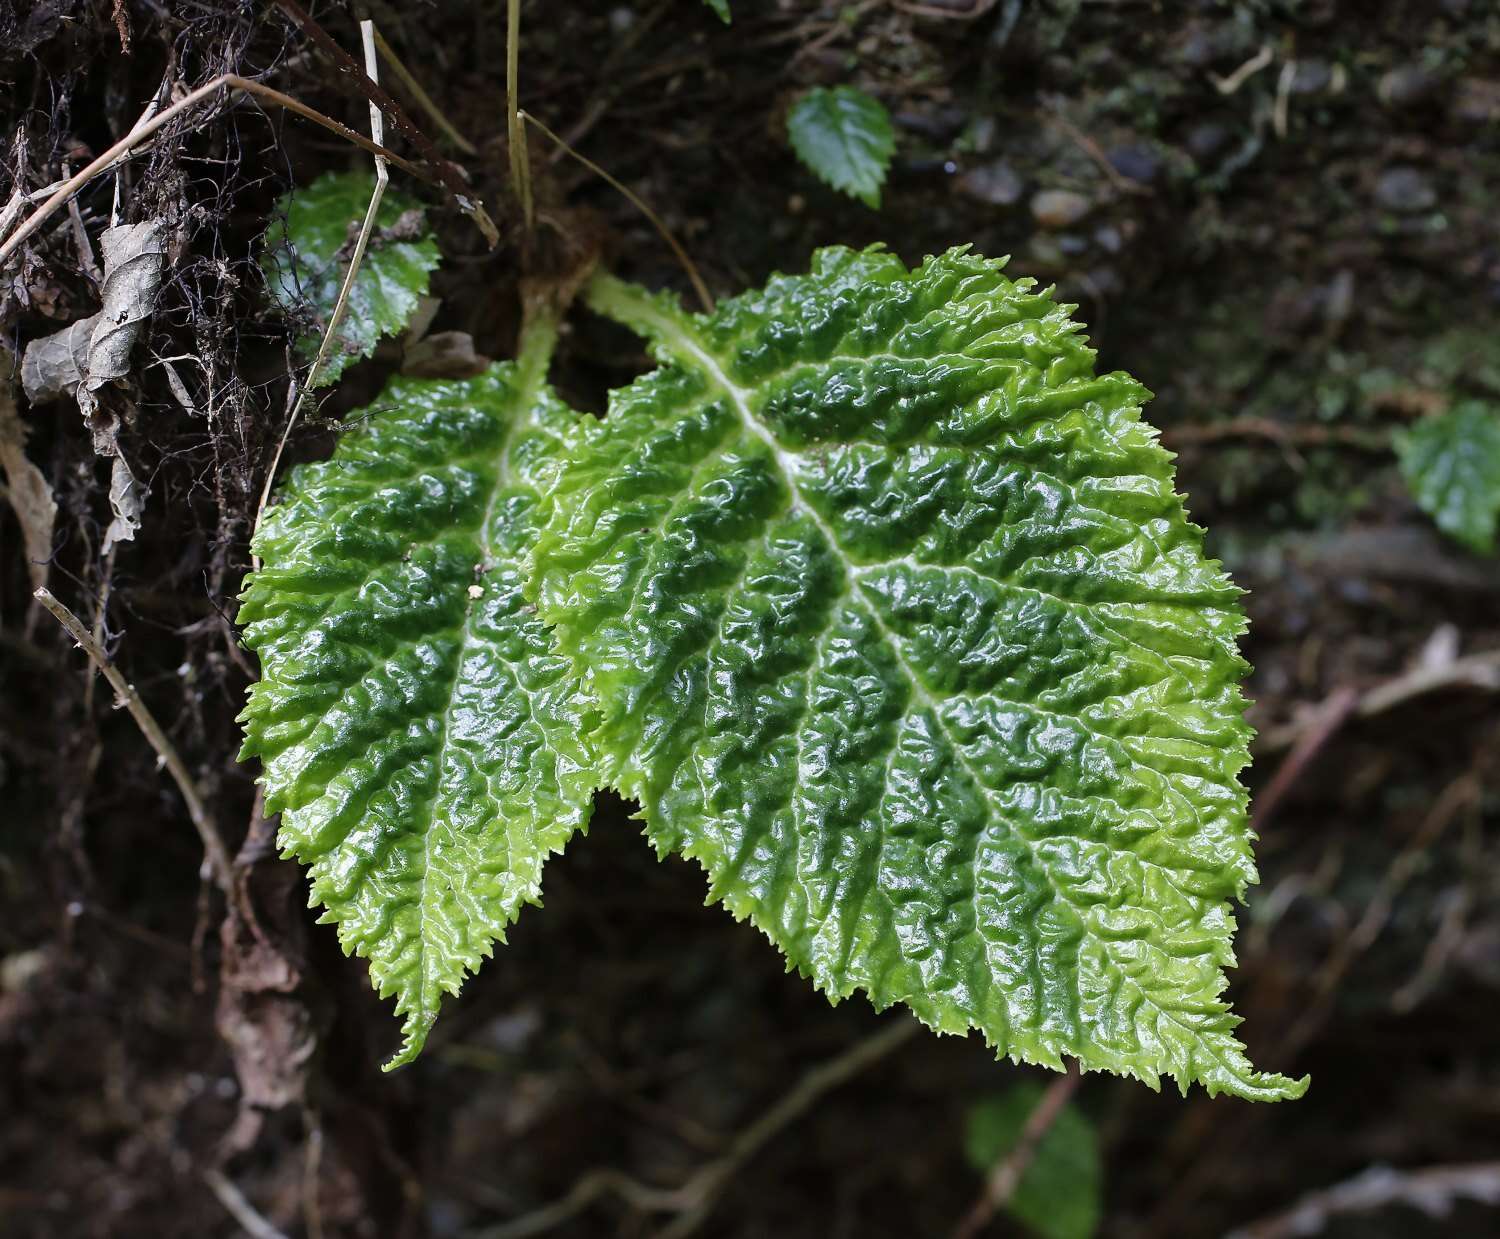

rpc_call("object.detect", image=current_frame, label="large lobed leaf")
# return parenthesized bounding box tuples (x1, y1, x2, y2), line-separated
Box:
(262, 171, 440, 386)
(531, 247, 1304, 1100)
(239, 356, 595, 1067)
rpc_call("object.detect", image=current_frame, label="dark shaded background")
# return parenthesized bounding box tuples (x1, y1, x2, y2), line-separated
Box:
(2, 1, 1498, 1236)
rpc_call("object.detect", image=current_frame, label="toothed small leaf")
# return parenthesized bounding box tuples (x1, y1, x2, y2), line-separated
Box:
(531, 247, 1305, 1101)
(263, 171, 440, 386)
(787, 86, 895, 208)
(1397, 400, 1500, 555)
(239, 365, 594, 1067)
(703, 0, 731, 22)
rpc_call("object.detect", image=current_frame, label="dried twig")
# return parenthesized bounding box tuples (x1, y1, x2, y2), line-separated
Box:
(653, 1018, 918, 1239)
(252, 21, 391, 570)
(1163, 417, 1390, 453)
(0, 74, 425, 271)
(508, 0, 534, 229)
(271, 0, 497, 244)
(203, 1168, 291, 1239)
(1041, 98, 1151, 198)
(951, 1063, 1081, 1239)
(1251, 686, 1360, 832)
(371, 26, 477, 156)
(34, 587, 232, 893)
(1272, 58, 1297, 139)
(1256, 649, 1500, 756)
(476, 1019, 917, 1239)
(1274, 772, 1479, 1059)
(892, 0, 1000, 19)
(1212, 45, 1274, 95)
(520, 109, 713, 314)
(1226, 1161, 1500, 1239)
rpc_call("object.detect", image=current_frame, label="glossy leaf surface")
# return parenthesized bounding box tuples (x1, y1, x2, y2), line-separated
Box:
(239, 359, 594, 1067)
(787, 86, 895, 208)
(532, 248, 1305, 1100)
(1397, 400, 1500, 554)
(263, 171, 440, 386)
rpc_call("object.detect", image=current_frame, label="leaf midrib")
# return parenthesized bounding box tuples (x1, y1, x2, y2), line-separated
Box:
(405, 367, 551, 1059)
(628, 296, 1090, 995)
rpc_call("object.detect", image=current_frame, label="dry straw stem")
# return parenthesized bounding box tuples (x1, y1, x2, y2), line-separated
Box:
(271, 0, 496, 245)
(520, 109, 713, 314)
(507, 0, 534, 229)
(202, 1168, 291, 1239)
(252, 20, 392, 570)
(370, 25, 478, 156)
(34, 587, 232, 894)
(1228, 1161, 1500, 1239)
(0, 74, 430, 273)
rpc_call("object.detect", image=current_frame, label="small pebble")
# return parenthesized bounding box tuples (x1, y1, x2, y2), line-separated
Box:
(1093, 224, 1123, 254)
(1375, 166, 1437, 213)
(1186, 122, 1230, 160)
(1107, 144, 1160, 185)
(1291, 60, 1332, 95)
(1031, 189, 1093, 229)
(1378, 63, 1444, 108)
(954, 160, 1023, 206)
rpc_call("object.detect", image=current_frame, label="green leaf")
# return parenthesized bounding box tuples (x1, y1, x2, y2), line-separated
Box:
(703, 0, 731, 22)
(238, 338, 596, 1068)
(787, 86, 895, 209)
(531, 247, 1305, 1101)
(1396, 400, 1500, 554)
(964, 1084, 1102, 1239)
(263, 171, 441, 387)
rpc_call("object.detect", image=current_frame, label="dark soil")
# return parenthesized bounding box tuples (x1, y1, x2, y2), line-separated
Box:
(2, 2, 1499, 1237)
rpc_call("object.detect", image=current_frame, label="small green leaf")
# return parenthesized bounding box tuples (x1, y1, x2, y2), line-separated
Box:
(263, 171, 441, 386)
(1397, 400, 1500, 554)
(787, 86, 895, 208)
(964, 1084, 1102, 1239)
(703, 0, 731, 22)
(531, 247, 1306, 1101)
(239, 345, 596, 1068)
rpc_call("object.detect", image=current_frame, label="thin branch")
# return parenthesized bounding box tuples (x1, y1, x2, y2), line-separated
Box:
(0, 74, 425, 270)
(203, 1168, 291, 1239)
(508, 0, 534, 229)
(371, 26, 477, 156)
(271, 0, 497, 244)
(951, 1063, 1082, 1239)
(35, 587, 232, 893)
(520, 109, 713, 314)
(475, 1019, 917, 1239)
(1251, 685, 1360, 833)
(1212, 44, 1274, 94)
(1163, 417, 1391, 453)
(252, 21, 391, 570)
(653, 1018, 919, 1239)
(1255, 649, 1500, 756)
(1227, 1161, 1500, 1239)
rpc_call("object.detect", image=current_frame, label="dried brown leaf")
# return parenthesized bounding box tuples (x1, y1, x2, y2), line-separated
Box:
(0, 350, 57, 592)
